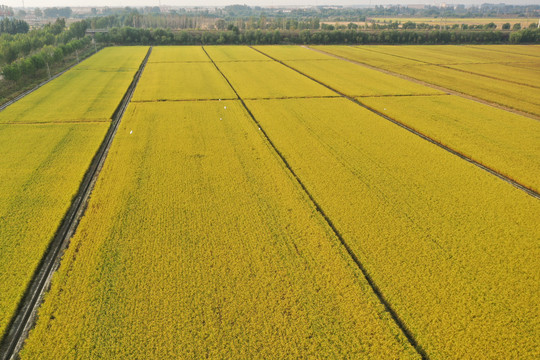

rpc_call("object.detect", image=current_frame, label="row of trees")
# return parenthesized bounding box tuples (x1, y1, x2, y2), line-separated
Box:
(2, 37, 91, 81)
(0, 19, 89, 66)
(94, 26, 539, 46)
(0, 18, 29, 35)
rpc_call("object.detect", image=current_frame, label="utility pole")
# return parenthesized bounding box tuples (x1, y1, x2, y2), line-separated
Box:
(75, 49, 80, 63)
(46, 61, 51, 79)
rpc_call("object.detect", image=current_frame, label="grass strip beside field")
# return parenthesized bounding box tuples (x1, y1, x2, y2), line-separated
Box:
(246, 97, 540, 359)
(20, 101, 419, 359)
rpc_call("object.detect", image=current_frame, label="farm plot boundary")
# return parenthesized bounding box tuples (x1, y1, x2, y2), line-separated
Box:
(252, 46, 540, 200)
(0, 47, 152, 360)
(202, 46, 429, 360)
(307, 46, 540, 122)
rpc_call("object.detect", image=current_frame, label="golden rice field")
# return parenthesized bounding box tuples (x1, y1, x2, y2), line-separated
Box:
(0, 46, 148, 339)
(20, 101, 417, 359)
(1, 45, 538, 359)
(0, 47, 149, 124)
(314, 45, 540, 116)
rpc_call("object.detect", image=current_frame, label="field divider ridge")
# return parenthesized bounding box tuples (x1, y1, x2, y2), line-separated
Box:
(305, 46, 540, 121)
(0, 46, 153, 360)
(202, 46, 430, 360)
(252, 46, 540, 200)
(0, 48, 103, 112)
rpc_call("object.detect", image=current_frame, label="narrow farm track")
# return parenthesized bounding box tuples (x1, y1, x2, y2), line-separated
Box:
(306, 46, 540, 122)
(0, 49, 103, 112)
(252, 46, 540, 201)
(202, 46, 430, 360)
(0, 47, 152, 360)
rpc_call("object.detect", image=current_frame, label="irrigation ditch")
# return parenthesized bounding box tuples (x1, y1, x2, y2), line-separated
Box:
(250, 46, 540, 200)
(202, 46, 430, 360)
(0, 47, 152, 360)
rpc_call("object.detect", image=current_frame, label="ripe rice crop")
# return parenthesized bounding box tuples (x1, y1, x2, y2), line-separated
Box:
(132, 62, 237, 101)
(361, 95, 540, 192)
(204, 46, 271, 62)
(467, 44, 540, 58)
(0, 47, 148, 124)
(446, 63, 540, 88)
(246, 97, 540, 359)
(253, 45, 337, 60)
(315, 45, 540, 116)
(275, 59, 442, 97)
(0, 70, 140, 123)
(73, 46, 149, 71)
(148, 46, 210, 63)
(214, 60, 335, 99)
(358, 44, 538, 64)
(0, 123, 109, 339)
(385, 64, 540, 116)
(20, 101, 419, 359)
(311, 45, 420, 68)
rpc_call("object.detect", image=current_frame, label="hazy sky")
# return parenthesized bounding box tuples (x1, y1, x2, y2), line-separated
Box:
(4, 0, 539, 9)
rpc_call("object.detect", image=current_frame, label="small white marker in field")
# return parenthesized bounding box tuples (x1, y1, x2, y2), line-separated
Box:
(384, 108, 387, 110)
(220, 118, 222, 120)
(219, 99, 221, 101)
(258, 127, 261, 130)
(130, 130, 133, 134)
(224, 106, 227, 109)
